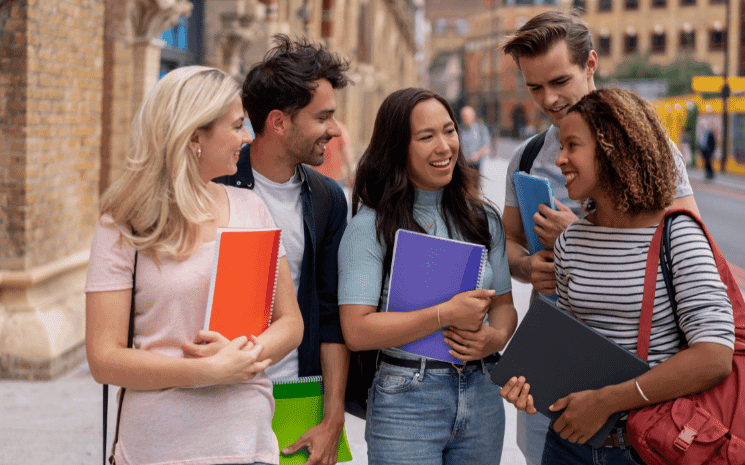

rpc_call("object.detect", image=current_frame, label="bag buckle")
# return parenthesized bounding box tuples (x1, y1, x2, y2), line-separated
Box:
(674, 425, 698, 451)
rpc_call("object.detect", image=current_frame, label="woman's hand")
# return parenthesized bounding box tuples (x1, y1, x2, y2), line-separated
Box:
(207, 335, 272, 385)
(442, 289, 494, 331)
(444, 324, 503, 361)
(499, 376, 538, 414)
(549, 389, 615, 444)
(182, 330, 230, 358)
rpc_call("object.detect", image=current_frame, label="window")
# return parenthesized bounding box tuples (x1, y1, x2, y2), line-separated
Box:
(598, 36, 612, 56)
(625, 0, 638, 9)
(651, 32, 666, 53)
(709, 29, 727, 51)
(652, 0, 666, 6)
(710, 0, 725, 4)
(624, 34, 638, 54)
(679, 30, 696, 50)
(573, 0, 587, 12)
(680, 0, 695, 5)
(598, 0, 613, 11)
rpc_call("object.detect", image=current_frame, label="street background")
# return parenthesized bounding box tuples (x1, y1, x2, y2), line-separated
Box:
(2, 137, 745, 465)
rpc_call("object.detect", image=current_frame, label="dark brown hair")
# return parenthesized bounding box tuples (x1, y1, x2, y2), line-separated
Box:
(501, 10, 593, 69)
(352, 88, 500, 278)
(567, 88, 676, 215)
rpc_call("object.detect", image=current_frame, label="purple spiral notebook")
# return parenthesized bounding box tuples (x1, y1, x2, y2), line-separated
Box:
(385, 229, 488, 363)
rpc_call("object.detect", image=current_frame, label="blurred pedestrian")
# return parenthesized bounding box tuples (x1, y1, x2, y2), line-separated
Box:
(85, 65, 304, 465)
(338, 87, 517, 464)
(501, 87, 734, 465)
(459, 105, 492, 174)
(499, 10, 700, 464)
(700, 124, 717, 180)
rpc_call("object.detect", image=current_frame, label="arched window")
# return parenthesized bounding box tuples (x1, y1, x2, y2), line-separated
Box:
(159, 0, 204, 77)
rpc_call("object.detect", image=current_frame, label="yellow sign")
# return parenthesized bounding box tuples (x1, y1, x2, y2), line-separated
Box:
(692, 76, 745, 93)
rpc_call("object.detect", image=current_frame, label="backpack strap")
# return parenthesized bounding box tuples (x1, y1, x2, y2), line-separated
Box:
(103, 250, 137, 464)
(518, 129, 549, 173)
(304, 166, 332, 257)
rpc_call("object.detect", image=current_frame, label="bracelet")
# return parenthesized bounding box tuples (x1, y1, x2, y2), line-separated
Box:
(635, 378, 650, 403)
(437, 305, 442, 328)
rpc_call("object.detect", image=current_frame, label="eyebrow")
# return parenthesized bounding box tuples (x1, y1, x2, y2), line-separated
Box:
(414, 121, 454, 136)
(526, 74, 571, 88)
(315, 108, 335, 117)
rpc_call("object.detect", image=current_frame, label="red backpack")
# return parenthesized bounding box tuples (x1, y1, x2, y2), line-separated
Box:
(627, 209, 745, 464)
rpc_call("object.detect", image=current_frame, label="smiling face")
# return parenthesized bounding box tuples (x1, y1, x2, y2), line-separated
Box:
(195, 97, 252, 183)
(557, 111, 601, 201)
(519, 40, 597, 128)
(406, 98, 459, 191)
(284, 78, 341, 167)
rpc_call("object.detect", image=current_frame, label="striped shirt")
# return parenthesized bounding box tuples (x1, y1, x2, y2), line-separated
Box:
(554, 215, 735, 368)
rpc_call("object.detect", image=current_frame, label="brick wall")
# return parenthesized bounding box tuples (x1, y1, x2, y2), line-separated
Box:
(0, 1, 28, 271)
(21, 0, 104, 269)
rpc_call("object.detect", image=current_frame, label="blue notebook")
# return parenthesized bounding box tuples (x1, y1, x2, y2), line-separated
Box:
(514, 171, 556, 255)
(385, 229, 488, 363)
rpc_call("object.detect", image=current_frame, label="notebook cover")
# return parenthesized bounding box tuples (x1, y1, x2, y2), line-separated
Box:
(272, 376, 353, 464)
(490, 296, 650, 448)
(203, 228, 281, 341)
(513, 171, 556, 255)
(385, 229, 488, 363)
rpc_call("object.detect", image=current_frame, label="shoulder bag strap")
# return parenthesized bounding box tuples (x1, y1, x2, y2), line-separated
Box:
(103, 250, 137, 464)
(518, 129, 548, 173)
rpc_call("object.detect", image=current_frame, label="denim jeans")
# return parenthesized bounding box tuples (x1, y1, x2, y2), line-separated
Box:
(541, 422, 644, 465)
(365, 359, 505, 465)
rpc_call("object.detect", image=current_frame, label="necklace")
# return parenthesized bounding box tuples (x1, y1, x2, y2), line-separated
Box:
(416, 209, 441, 229)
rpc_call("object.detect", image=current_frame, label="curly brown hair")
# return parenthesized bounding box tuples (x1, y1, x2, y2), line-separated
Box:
(566, 88, 677, 215)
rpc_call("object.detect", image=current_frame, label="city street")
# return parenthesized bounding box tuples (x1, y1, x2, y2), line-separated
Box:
(2, 138, 745, 465)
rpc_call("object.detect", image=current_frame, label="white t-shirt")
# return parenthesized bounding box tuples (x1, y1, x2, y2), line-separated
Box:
(252, 168, 304, 380)
(85, 185, 285, 465)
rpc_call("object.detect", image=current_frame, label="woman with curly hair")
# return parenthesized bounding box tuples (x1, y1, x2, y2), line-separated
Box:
(338, 88, 517, 464)
(500, 88, 735, 465)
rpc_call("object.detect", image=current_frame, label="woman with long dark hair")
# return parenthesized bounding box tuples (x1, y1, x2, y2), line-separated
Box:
(338, 88, 517, 464)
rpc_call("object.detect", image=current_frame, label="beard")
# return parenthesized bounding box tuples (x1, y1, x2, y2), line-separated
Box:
(286, 127, 328, 167)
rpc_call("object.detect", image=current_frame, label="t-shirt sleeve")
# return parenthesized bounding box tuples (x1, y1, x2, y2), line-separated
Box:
(671, 141, 693, 199)
(487, 212, 511, 295)
(338, 208, 385, 307)
(85, 216, 135, 293)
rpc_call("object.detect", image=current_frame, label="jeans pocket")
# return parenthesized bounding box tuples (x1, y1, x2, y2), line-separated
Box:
(375, 371, 418, 394)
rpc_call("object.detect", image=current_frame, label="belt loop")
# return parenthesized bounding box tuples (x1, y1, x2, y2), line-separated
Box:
(417, 357, 426, 381)
(616, 427, 626, 448)
(481, 357, 487, 374)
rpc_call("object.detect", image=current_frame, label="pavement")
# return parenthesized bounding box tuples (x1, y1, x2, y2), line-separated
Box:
(9, 138, 743, 465)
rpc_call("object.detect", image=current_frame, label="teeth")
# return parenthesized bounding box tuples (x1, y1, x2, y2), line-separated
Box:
(565, 173, 577, 182)
(431, 159, 450, 167)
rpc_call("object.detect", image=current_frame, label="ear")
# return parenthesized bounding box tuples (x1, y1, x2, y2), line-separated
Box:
(585, 50, 598, 78)
(266, 109, 290, 136)
(188, 129, 202, 155)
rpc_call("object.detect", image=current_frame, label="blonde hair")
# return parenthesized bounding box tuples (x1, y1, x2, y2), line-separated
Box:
(100, 66, 241, 259)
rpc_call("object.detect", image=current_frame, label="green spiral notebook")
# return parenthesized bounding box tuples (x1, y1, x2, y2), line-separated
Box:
(272, 375, 353, 464)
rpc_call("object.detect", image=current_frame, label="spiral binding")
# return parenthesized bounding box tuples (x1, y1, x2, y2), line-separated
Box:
(268, 229, 281, 327)
(272, 375, 323, 386)
(475, 247, 488, 290)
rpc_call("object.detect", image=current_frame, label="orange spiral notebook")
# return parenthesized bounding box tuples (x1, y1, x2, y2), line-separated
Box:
(203, 228, 281, 340)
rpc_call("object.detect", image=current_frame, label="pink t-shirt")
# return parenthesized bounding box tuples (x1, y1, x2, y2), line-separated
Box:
(86, 185, 286, 465)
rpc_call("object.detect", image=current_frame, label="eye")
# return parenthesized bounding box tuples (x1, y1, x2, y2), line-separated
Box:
(419, 135, 433, 141)
(446, 128, 457, 135)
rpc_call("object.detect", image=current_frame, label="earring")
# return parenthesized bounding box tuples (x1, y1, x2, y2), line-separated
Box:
(196, 148, 201, 158)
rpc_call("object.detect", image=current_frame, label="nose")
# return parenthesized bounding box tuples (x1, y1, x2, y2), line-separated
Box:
(435, 133, 450, 153)
(556, 146, 567, 168)
(544, 88, 559, 108)
(328, 117, 341, 138)
(242, 125, 253, 145)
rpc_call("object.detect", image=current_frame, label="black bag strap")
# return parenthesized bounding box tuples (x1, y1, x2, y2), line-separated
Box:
(103, 250, 137, 464)
(305, 166, 333, 257)
(660, 212, 688, 345)
(518, 129, 549, 173)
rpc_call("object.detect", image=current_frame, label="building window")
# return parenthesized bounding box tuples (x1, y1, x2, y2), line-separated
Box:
(652, 0, 666, 6)
(680, 30, 696, 50)
(624, 34, 638, 54)
(709, 29, 726, 51)
(573, 0, 587, 12)
(651, 32, 666, 53)
(709, 0, 725, 4)
(598, 0, 613, 11)
(680, 0, 695, 4)
(598, 36, 612, 56)
(625, 0, 639, 9)
(159, 1, 203, 77)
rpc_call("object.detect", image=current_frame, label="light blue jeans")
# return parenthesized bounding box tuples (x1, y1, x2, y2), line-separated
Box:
(365, 359, 505, 465)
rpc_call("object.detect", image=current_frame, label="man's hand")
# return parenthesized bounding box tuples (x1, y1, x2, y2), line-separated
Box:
(281, 416, 344, 465)
(534, 199, 578, 249)
(522, 249, 556, 295)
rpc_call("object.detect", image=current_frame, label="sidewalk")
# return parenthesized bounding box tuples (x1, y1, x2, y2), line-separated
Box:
(0, 151, 531, 465)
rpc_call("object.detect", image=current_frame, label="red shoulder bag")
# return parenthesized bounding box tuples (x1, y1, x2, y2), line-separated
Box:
(627, 209, 745, 464)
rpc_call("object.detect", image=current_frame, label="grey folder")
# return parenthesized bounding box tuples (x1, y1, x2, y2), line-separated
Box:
(491, 295, 650, 448)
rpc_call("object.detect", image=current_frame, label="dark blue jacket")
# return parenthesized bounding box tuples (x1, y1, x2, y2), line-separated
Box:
(215, 144, 347, 377)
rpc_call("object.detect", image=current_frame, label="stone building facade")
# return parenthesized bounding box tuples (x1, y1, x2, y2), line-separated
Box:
(0, 0, 419, 379)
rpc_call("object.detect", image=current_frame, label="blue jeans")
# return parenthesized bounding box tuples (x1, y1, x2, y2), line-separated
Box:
(365, 358, 505, 465)
(541, 422, 644, 465)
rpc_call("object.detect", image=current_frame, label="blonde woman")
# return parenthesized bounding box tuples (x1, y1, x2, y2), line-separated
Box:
(85, 66, 303, 465)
